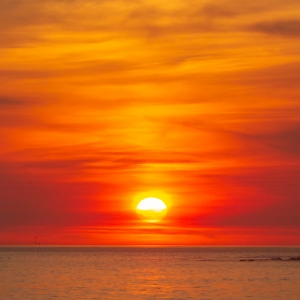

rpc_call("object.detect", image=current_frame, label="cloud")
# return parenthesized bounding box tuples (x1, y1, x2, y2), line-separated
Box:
(0, 0, 249, 48)
(0, 97, 25, 107)
(200, 2, 257, 18)
(224, 121, 300, 158)
(0, 162, 128, 228)
(226, 62, 300, 103)
(249, 19, 300, 37)
(1, 0, 300, 44)
(0, 95, 54, 129)
(175, 165, 300, 229)
(256, 124, 300, 155)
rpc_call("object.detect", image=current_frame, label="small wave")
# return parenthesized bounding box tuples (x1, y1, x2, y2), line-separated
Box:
(240, 257, 300, 262)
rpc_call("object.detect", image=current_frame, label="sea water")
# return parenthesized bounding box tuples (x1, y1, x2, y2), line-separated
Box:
(0, 246, 299, 300)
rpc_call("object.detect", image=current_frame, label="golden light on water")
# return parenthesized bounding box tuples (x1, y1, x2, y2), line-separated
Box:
(136, 197, 167, 223)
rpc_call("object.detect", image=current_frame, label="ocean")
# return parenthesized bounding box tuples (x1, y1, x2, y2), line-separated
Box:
(1, 246, 299, 299)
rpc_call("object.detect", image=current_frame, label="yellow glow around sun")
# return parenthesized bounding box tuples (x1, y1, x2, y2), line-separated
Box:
(136, 197, 168, 223)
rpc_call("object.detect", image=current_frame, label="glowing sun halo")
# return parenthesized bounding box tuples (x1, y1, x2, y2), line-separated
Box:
(136, 197, 167, 223)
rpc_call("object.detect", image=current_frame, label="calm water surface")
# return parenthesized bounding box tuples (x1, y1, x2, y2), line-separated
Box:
(1, 246, 300, 299)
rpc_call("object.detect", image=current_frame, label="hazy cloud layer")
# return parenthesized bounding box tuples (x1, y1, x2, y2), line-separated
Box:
(1, 0, 300, 244)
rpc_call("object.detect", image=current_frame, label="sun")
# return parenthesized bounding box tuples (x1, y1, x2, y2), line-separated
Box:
(136, 197, 168, 223)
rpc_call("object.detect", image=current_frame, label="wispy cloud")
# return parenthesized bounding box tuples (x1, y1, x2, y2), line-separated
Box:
(0, 97, 25, 107)
(249, 19, 300, 37)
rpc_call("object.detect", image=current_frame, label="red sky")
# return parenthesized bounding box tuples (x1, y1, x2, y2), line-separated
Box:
(1, 0, 300, 245)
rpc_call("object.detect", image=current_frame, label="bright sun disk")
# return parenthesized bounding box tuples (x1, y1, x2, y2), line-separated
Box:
(136, 197, 167, 223)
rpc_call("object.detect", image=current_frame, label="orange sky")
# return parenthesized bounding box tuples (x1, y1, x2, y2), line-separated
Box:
(1, 0, 300, 245)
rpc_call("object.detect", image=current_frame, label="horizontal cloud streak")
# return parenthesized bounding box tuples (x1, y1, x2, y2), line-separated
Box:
(249, 19, 300, 37)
